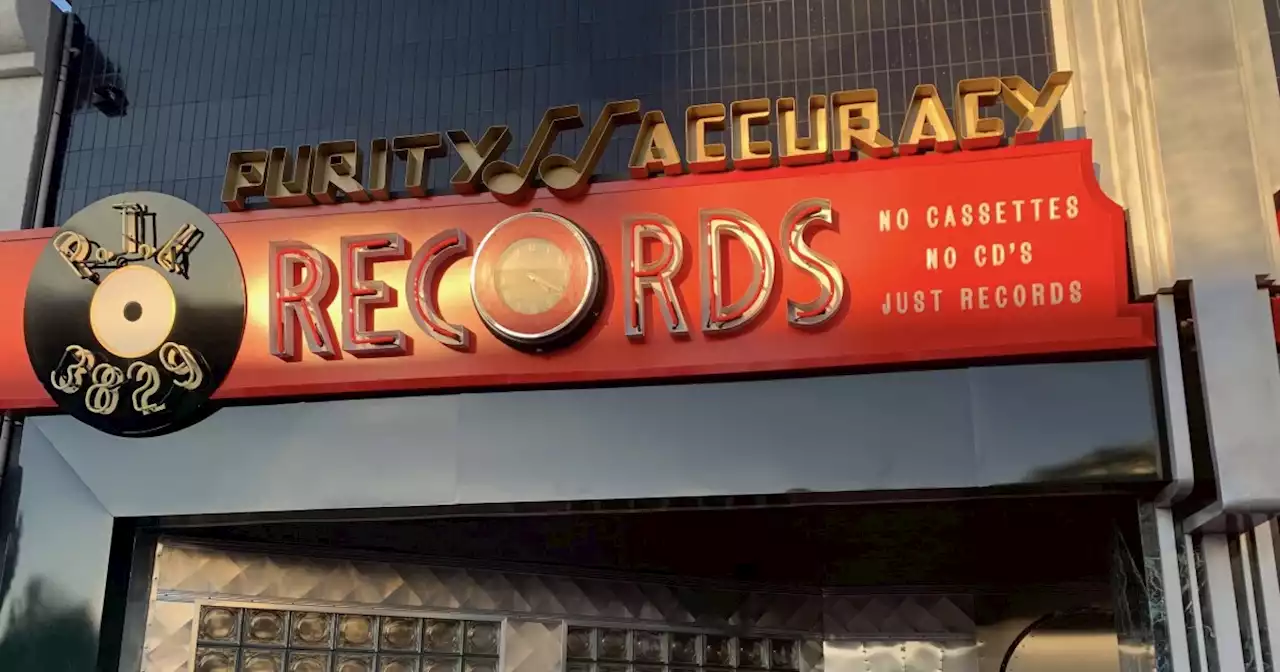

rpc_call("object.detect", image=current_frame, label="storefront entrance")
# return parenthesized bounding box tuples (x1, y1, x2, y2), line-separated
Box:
(133, 496, 1147, 672)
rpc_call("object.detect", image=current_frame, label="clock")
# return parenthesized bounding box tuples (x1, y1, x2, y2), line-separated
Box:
(470, 211, 604, 352)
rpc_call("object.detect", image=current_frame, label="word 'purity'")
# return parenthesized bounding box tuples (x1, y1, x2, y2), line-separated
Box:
(225, 72, 1072, 211)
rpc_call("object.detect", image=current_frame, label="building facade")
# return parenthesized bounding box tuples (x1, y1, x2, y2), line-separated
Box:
(1, 1, 1280, 671)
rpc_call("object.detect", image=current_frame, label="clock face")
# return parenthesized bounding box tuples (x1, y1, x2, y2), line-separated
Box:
(494, 237, 571, 315)
(470, 211, 604, 351)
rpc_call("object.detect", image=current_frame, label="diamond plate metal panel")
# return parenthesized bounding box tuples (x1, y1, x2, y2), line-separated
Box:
(501, 620, 565, 672)
(153, 543, 828, 633)
(822, 596, 975, 640)
(140, 542, 985, 672)
(142, 601, 195, 672)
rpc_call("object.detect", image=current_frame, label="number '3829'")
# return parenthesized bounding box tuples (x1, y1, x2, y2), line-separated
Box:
(49, 342, 205, 416)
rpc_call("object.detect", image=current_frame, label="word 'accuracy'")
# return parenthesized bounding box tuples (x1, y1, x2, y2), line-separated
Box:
(226, 72, 1072, 211)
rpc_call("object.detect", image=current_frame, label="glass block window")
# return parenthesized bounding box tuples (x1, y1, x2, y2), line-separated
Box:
(52, 0, 1057, 222)
(565, 627, 809, 672)
(193, 605, 500, 672)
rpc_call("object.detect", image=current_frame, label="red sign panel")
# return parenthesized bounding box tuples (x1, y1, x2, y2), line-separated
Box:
(0, 140, 1154, 410)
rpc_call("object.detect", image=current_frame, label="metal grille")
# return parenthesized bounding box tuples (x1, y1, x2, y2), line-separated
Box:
(53, 0, 1055, 221)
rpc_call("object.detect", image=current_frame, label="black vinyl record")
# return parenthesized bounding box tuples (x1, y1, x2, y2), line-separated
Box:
(24, 192, 246, 437)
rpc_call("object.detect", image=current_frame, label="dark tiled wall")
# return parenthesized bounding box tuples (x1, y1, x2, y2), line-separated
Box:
(53, 0, 1055, 222)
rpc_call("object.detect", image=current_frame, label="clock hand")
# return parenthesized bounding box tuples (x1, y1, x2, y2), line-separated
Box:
(526, 272, 564, 293)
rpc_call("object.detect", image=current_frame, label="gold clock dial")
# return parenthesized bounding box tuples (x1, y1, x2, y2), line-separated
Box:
(494, 237, 570, 315)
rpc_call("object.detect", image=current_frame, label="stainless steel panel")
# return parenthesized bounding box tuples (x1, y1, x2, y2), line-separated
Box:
(823, 641, 977, 672)
(1000, 630, 1122, 672)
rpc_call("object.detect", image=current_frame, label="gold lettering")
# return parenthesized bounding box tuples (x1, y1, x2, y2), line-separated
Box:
(1000, 71, 1073, 145)
(629, 111, 685, 178)
(393, 133, 446, 197)
(50, 345, 95, 393)
(53, 230, 95, 281)
(155, 223, 202, 276)
(778, 95, 828, 166)
(956, 77, 1004, 150)
(366, 138, 393, 201)
(447, 126, 512, 195)
(265, 145, 316, 207)
(221, 74, 1074, 212)
(84, 362, 125, 415)
(831, 89, 893, 160)
(482, 105, 582, 204)
(311, 140, 369, 204)
(116, 202, 147, 254)
(127, 361, 166, 415)
(221, 149, 267, 211)
(160, 342, 205, 390)
(730, 98, 772, 170)
(899, 84, 957, 155)
(686, 103, 728, 173)
(541, 100, 642, 199)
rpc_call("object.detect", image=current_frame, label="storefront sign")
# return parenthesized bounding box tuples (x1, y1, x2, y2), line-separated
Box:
(23, 194, 245, 436)
(0, 138, 1152, 437)
(222, 73, 1074, 211)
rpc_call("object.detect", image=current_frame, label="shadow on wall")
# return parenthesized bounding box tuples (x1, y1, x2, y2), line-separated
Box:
(0, 460, 99, 670)
(64, 16, 126, 115)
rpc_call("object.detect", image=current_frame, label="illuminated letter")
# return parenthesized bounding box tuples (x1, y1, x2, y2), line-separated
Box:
(393, 133, 446, 197)
(221, 149, 267, 211)
(781, 198, 844, 328)
(899, 84, 957, 155)
(686, 103, 728, 173)
(447, 126, 512, 194)
(956, 78, 1005, 150)
(269, 241, 338, 361)
(629, 111, 685, 178)
(311, 140, 370, 204)
(1000, 71, 1073, 145)
(700, 209, 775, 334)
(542, 100, 642, 199)
(407, 229, 472, 350)
(265, 145, 315, 207)
(622, 215, 688, 339)
(830, 90, 893, 160)
(482, 105, 582, 204)
(340, 233, 409, 357)
(778, 95, 828, 166)
(730, 98, 773, 169)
